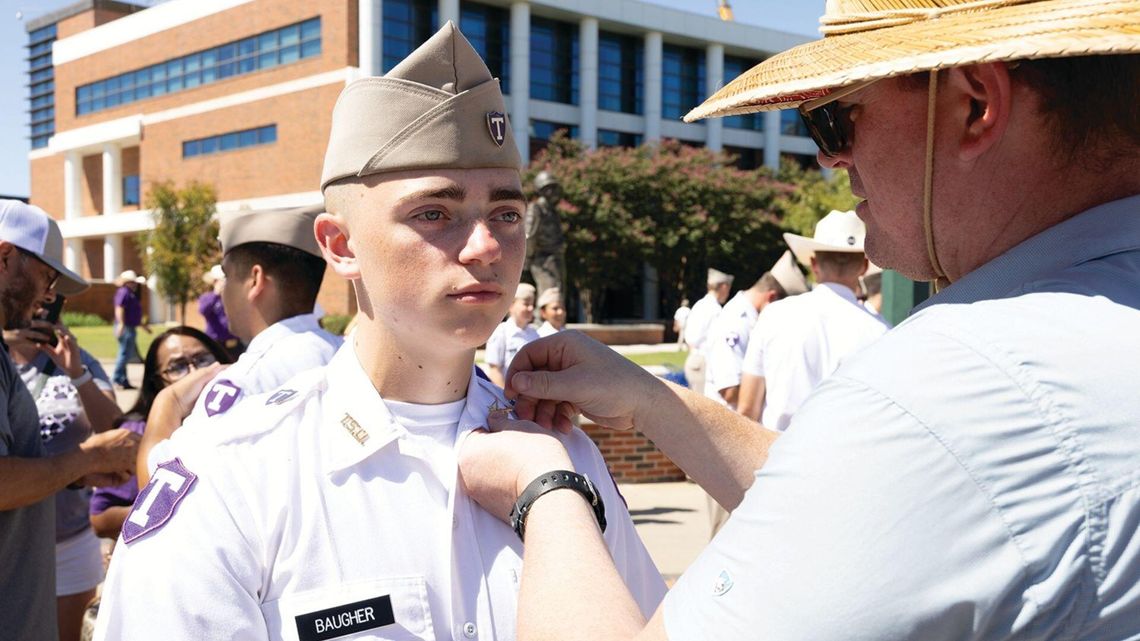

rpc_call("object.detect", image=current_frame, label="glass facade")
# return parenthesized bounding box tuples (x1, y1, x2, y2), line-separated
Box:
(122, 175, 141, 206)
(530, 16, 578, 104)
(597, 129, 642, 148)
(662, 44, 705, 121)
(182, 125, 277, 158)
(780, 110, 810, 137)
(383, 0, 437, 73)
(460, 1, 510, 88)
(76, 18, 321, 116)
(27, 23, 57, 149)
(598, 32, 642, 114)
(722, 56, 761, 130)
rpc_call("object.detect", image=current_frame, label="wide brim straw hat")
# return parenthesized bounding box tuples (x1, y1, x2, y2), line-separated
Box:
(685, 0, 1140, 121)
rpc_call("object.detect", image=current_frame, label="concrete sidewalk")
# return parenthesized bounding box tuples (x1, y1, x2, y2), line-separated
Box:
(620, 481, 711, 583)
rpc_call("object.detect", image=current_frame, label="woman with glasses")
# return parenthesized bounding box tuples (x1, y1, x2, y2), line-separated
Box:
(89, 326, 231, 541)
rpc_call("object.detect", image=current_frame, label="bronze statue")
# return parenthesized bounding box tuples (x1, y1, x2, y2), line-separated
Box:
(525, 171, 566, 296)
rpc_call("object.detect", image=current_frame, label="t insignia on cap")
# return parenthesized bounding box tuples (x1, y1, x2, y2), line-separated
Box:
(487, 112, 506, 147)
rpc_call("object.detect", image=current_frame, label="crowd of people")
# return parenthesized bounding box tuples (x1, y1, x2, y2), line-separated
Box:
(2, 2, 1139, 639)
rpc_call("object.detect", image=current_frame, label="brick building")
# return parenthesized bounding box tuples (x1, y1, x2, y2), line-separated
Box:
(26, 0, 813, 323)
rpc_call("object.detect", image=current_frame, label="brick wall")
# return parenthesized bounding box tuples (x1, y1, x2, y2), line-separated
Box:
(580, 420, 685, 483)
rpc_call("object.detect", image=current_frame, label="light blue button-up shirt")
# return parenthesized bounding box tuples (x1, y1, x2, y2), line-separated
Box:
(666, 194, 1140, 640)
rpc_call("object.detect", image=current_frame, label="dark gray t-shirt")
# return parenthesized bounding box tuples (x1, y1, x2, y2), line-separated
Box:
(0, 346, 57, 640)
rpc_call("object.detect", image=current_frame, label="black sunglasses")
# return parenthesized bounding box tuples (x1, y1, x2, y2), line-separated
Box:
(15, 247, 60, 294)
(797, 81, 874, 157)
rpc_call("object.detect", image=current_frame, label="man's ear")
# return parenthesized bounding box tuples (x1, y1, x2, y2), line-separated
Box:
(315, 212, 360, 280)
(247, 264, 267, 302)
(0, 242, 15, 276)
(947, 62, 1013, 162)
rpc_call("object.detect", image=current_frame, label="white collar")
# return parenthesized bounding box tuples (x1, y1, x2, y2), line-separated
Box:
(245, 313, 324, 355)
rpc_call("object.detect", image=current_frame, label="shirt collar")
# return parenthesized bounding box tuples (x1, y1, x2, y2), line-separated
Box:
(915, 194, 1140, 313)
(245, 313, 323, 355)
(816, 282, 860, 305)
(323, 341, 509, 474)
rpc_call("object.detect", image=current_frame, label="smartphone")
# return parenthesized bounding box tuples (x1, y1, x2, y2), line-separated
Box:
(37, 295, 66, 347)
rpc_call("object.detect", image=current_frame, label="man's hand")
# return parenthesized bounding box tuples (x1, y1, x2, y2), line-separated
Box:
(77, 428, 140, 487)
(39, 322, 84, 378)
(153, 362, 225, 423)
(504, 330, 666, 433)
(458, 412, 575, 523)
(3, 321, 56, 349)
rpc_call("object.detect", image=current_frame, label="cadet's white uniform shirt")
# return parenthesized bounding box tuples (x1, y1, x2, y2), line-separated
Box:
(190, 313, 342, 420)
(703, 291, 759, 408)
(682, 292, 722, 355)
(96, 341, 665, 641)
(483, 320, 540, 371)
(536, 321, 561, 338)
(741, 283, 888, 431)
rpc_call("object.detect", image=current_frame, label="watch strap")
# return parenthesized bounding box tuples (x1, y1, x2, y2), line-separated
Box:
(70, 366, 93, 387)
(510, 470, 607, 542)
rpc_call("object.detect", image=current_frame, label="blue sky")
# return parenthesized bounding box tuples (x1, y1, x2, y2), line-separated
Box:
(0, 0, 821, 198)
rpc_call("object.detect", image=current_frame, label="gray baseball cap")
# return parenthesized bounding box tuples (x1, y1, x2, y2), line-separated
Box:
(0, 200, 88, 296)
(321, 21, 521, 191)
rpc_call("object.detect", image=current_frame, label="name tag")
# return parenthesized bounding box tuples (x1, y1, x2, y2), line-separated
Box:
(295, 595, 395, 641)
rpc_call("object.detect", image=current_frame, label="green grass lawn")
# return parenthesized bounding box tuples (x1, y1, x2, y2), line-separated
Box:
(624, 350, 687, 369)
(71, 325, 159, 362)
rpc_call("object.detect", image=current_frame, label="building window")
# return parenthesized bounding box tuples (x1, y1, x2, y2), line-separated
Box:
(722, 56, 761, 131)
(598, 32, 642, 114)
(122, 175, 140, 206)
(461, 1, 510, 88)
(723, 145, 763, 170)
(662, 44, 705, 121)
(183, 125, 277, 158)
(530, 17, 578, 105)
(26, 23, 57, 149)
(76, 18, 321, 116)
(780, 110, 810, 137)
(383, 0, 437, 73)
(530, 119, 578, 158)
(597, 129, 642, 148)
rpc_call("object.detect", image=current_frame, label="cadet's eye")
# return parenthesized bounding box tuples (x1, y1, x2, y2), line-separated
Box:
(418, 210, 446, 222)
(497, 210, 522, 223)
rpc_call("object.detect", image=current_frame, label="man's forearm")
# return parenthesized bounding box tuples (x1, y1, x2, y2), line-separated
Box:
(634, 380, 775, 510)
(137, 397, 185, 488)
(76, 384, 123, 433)
(517, 490, 665, 641)
(0, 449, 91, 510)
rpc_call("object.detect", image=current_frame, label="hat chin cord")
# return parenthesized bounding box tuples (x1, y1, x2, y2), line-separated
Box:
(923, 69, 950, 292)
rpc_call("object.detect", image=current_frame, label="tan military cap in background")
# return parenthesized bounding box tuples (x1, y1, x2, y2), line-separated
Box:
(219, 205, 323, 258)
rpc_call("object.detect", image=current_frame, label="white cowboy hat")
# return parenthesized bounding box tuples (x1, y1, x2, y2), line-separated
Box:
(116, 269, 147, 285)
(202, 264, 225, 285)
(783, 210, 866, 267)
(685, 0, 1140, 120)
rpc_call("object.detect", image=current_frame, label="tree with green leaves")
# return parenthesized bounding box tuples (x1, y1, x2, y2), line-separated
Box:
(526, 134, 790, 322)
(143, 181, 221, 323)
(774, 158, 860, 236)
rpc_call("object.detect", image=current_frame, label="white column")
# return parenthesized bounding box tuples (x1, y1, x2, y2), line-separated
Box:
(510, 2, 531, 164)
(103, 234, 122, 282)
(145, 244, 165, 323)
(578, 17, 599, 150)
(358, 0, 382, 76)
(439, 0, 460, 27)
(644, 31, 663, 144)
(64, 151, 81, 220)
(102, 143, 122, 216)
(65, 238, 82, 273)
(763, 110, 782, 170)
(705, 44, 724, 152)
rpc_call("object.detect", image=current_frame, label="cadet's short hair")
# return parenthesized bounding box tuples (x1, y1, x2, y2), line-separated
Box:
(225, 242, 326, 311)
(862, 271, 883, 297)
(814, 251, 866, 278)
(753, 272, 788, 300)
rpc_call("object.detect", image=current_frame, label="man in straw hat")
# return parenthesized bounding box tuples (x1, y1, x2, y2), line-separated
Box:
(736, 210, 889, 430)
(0, 201, 138, 641)
(110, 269, 149, 389)
(95, 23, 662, 639)
(456, 1, 1140, 639)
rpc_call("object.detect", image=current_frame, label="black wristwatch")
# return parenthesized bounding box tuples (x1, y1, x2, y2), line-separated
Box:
(510, 470, 607, 542)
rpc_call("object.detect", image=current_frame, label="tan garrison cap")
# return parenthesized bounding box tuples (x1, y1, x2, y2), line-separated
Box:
(219, 205, 322, 258)
(537, 287, 562, 309)
(515, 283, 536, 301)
(321, 21, 521, 191)
(769, 250, 809, 296)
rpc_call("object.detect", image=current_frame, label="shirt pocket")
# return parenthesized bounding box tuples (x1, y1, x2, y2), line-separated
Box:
(261, 576, 436, 641)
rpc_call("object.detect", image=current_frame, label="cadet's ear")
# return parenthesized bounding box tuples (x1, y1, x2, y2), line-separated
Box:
(315, 212, 359, 280)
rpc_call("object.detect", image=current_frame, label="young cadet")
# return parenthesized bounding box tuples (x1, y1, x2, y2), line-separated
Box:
(484, 282, 539, 387)
(681, 268, 732, 394)
(136, 207, 342, 482)
(95, 23, 664, 640)
(535, 287, 566, 337)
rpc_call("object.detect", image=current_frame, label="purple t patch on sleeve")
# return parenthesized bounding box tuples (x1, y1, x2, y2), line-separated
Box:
(121, 458, 198, 544)
(204, 379, 242, 416)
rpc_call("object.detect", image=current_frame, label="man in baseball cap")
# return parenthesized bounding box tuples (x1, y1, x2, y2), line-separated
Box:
(0, 200, 137, 640)
(456, 1, 1140, 639)
(97, 23, 662, 639)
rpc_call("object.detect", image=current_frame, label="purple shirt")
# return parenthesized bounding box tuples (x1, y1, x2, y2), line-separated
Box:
(197, 291, 234, 343)
(114, 285, 144, 328)
(89, 419, 146, 516)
